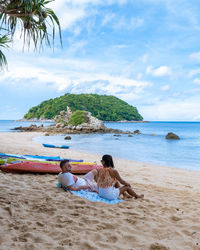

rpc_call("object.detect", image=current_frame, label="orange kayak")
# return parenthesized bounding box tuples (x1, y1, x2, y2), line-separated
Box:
(0, 161, 102, 174)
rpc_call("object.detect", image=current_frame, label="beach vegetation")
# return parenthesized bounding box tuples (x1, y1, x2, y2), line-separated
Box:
(68, 110, 89, 126)
(0, 0, 62, 70)
(24, 93, 143, 121)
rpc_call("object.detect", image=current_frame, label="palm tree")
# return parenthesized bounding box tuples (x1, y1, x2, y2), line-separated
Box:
(0, 0, 62, 70)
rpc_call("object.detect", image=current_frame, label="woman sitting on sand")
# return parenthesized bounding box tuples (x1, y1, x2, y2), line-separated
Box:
(95, 154, 144, 200)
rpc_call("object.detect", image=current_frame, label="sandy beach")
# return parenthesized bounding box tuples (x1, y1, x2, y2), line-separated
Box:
(0, 132, 200, 250)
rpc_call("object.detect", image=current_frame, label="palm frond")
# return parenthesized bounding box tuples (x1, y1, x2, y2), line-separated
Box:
(0, 34, 11, 70)
(0, 49, 8, 70)
(0, 0, 62, 51)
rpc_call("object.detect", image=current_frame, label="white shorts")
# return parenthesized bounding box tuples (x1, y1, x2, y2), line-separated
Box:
(98, 186, 120, 200)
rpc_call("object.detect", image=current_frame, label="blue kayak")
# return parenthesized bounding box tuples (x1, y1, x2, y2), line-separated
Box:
(0, 153, 26, 159)
(24, 154, 61, 161)
(24, 154, 83, 162)
(42, 144, 70, 149)
(0, 152, 83, 162)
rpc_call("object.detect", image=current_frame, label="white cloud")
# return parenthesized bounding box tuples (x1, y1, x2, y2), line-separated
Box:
(160, 85, 170, 91)
(193, 78, 200, 85)
(152, 66, 171, 77)
(140, 54, 148, 64)
(136, 73, 143, 80)
(101, 13, 116, 26)
(193, 114, 200, 121)
(1, 54, 152, 99)
(67, 40, 88, 54)
(146, 66, 153, 74)
(130, 17, 144, 29)
(140, 100, 200, 121)
(113, 16, 144, 30)
(113, 44, 129, 49)
(188, 68, 200, 78)
(190, 51, 200, 62)
(146, 66, 171, 77)
(48, 0, 129, 31)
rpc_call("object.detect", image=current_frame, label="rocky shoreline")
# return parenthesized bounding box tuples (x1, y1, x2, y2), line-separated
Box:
(12, 123, 142, 135)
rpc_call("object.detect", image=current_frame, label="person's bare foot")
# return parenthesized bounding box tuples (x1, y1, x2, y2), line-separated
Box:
(135, 194, 144, 199)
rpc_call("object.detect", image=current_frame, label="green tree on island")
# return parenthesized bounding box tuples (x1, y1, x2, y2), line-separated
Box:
(24, 93, 143, 121)
(0, 0, 62, 70)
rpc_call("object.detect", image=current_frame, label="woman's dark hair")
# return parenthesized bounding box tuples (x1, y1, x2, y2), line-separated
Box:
(60, 159, 69, 169)
(102, 155, 114, 168)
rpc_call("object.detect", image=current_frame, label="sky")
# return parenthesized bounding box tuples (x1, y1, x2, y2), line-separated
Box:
(1, 0, 200, 121)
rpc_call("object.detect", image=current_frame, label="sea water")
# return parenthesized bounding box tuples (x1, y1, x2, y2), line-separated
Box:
(1, 120, 200, 171)
(0, 120, 53, 132)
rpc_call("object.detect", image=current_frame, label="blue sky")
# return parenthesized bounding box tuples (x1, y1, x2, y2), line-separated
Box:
(1, 0, 200, 121)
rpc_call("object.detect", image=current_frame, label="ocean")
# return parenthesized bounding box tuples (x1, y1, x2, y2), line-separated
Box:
(1, 120, 200, 171)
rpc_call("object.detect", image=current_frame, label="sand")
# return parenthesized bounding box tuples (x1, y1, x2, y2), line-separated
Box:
(0, 132, 200, 250)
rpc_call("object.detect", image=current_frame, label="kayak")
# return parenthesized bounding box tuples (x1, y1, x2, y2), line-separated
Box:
(0, 153, 26, 159)
(24, 154, 83, 162)
(24, 154, 61, 161)
(42, 144, 69, 149)
(0, 161, 102, 174)
(0, 153, 83, 162)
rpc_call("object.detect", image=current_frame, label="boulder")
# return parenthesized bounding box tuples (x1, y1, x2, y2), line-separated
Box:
(133, 129, 141, 134)
(165, 132, 180, 140)
(64, 136, 71, 140)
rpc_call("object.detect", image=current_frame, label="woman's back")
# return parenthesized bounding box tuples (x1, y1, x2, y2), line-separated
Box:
(97, 168, 116, 188)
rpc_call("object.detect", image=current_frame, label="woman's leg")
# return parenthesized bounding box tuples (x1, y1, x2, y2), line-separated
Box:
(119, 186, 144, 199)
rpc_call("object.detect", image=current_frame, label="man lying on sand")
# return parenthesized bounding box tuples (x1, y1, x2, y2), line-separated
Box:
(58, 160, 98, 192)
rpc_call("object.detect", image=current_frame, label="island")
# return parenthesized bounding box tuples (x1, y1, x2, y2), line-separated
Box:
(24, 93, 143, 122)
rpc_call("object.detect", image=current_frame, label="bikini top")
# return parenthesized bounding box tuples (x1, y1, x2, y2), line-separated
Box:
(97, 168, 116, 188)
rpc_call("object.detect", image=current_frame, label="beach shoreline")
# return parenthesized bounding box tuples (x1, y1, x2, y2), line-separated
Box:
(0, 131, 200, 250)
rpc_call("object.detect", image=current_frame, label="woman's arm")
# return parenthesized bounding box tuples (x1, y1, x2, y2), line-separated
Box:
(111, 169, 131, 187)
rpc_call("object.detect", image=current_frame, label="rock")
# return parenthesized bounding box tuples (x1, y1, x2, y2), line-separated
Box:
(128, 134, 133, 137)
(64, 136, 71, 140)
(30, 124, 37, 128)
(150, 134, 155, 136)
(133, 129, 141, 134)
(60, 110, 67, 116)
(54, 106, 72, 124)
(45, 133, 49, 136)
(113, 134, 121, 137)
(55, 123, 64, 128)
(76, 125, 83, 131)
(165, 132, 180, 140)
